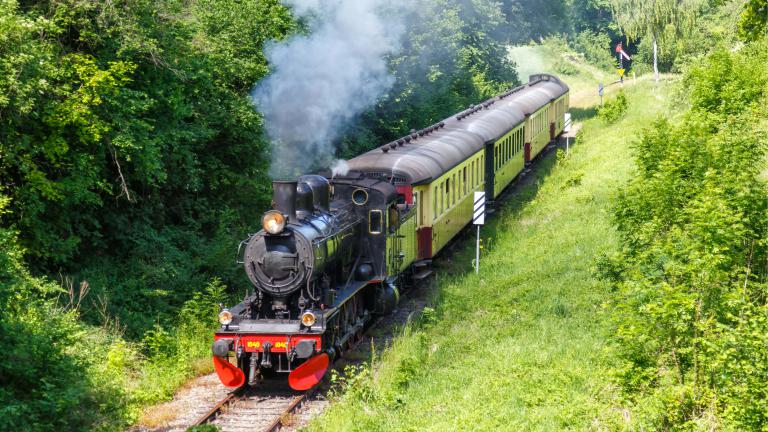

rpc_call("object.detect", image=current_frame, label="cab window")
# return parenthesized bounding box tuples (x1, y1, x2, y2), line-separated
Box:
(369, 210, 383, 234)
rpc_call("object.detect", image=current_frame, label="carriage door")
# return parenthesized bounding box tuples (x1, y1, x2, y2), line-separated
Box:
(417, 191, 424, 226)
(386, 204, 402, 274)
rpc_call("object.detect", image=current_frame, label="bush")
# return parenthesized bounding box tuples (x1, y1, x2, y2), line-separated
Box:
(553, 56, 579, 75)
(597, 91, 628, 122)
(0, 199, 129, 430)
(0, 203, 228, 430)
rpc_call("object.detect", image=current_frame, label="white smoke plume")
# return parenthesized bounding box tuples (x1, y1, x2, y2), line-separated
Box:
(254, 0, 410, 179)
(330, 159, 350, 178)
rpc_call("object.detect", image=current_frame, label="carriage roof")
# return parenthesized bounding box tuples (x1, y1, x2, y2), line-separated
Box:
(344, 74, 569, 186)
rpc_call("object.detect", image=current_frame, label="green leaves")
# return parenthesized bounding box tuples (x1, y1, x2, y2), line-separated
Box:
(610, 0, 704, 43)
(597, 90, 628, 122)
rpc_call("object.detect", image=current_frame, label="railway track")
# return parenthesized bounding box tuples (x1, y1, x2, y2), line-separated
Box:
(191, 318, 382, 431)
(190, 382, 318, 432)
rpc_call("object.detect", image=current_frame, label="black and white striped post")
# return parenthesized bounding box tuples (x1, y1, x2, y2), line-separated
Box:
(564, 112, 572, 154)
(473, 191, 485, 274)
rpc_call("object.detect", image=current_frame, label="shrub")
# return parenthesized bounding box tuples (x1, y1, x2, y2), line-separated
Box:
(0, 199, 130, 431)
(553, 56, 579, 75)
(597, 91, 629, 122)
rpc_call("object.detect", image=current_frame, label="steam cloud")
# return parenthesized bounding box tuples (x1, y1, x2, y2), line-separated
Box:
(254, 0, 409, 179)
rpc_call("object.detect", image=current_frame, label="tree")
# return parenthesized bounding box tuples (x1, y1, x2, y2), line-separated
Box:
(609, 0, 704, 81)
(500, 0, 571, 42)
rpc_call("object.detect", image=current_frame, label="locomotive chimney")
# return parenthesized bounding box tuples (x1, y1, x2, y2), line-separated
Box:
(272, 181, 298, 222)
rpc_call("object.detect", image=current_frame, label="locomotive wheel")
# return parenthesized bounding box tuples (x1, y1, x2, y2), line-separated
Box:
(336, 294, 365, 352)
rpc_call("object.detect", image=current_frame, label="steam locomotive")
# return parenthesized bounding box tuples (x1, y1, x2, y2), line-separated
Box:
(211, 74, 570, 390)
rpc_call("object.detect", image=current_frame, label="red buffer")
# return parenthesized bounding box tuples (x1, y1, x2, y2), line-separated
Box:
(288, 353, 329, 391)
(213, 356, 246, 388)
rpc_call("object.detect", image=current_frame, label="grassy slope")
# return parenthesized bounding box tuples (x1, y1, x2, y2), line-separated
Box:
(307, 54, 673, 431)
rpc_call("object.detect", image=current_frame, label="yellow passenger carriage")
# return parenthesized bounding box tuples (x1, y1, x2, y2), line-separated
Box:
(346, 74, 569, 267)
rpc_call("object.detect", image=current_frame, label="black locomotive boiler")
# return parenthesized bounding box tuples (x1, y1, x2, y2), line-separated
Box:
(211, 74, 570, 390)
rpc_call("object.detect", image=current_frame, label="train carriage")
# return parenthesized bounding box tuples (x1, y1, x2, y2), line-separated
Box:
(346, 74, 569, 260)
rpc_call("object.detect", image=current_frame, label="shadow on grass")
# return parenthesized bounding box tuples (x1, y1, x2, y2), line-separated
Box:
(571, 105, 598, 122)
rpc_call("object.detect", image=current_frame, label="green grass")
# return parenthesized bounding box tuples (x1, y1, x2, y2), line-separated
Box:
(306, 79, 674, 431)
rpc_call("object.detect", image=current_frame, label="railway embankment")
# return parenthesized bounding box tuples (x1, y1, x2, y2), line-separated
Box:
(306, 79, 673, 431)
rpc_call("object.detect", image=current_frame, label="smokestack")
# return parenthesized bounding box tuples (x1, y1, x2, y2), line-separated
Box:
(272, 181, 297, 223)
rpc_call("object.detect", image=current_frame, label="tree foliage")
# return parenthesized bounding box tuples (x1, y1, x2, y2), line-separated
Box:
(609, 0, 707, 80)
(338, 0, 518, 159)
(0, 0, 299, 333)
(609, 0, 703, 42)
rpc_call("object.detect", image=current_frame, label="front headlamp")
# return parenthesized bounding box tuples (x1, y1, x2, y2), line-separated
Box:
(301, 311, 316, 327)
(262, 210, 286, 235)
(218, 309, 233, 326)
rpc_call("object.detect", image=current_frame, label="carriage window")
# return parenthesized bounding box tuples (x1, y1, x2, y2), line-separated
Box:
(452, 174, 456, 205)
(512, 131, 518, 155)
(463, 167, 467, 194)
(440, 182, 444, 213)
(369, 210, 383, 235)
(443, 178, 448, 209)
(433, 187, 437, 220)
(502, 140, 506, 164)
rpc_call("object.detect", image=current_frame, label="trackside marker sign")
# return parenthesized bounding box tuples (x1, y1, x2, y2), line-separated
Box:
(473, 191, 485, 274)
(473, 191, 485, 225)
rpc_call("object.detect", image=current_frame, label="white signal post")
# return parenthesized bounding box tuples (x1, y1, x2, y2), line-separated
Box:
(473, 191, 485, 274)
(564, 113, 573, 154)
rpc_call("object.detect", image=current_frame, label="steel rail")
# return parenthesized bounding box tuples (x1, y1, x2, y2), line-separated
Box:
(191, 387, 246, 427)
(261, 385, 320, 432)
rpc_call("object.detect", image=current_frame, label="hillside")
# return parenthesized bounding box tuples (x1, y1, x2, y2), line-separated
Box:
(307, 64, 674, 430)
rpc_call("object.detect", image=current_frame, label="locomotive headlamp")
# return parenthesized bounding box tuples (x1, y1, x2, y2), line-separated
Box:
(301, 311, 317, 327)
(262, 210, 286, 235)
(218, 309, 233, 326)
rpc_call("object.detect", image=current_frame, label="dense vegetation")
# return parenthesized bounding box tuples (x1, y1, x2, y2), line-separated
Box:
(602, 39, 768, 429)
